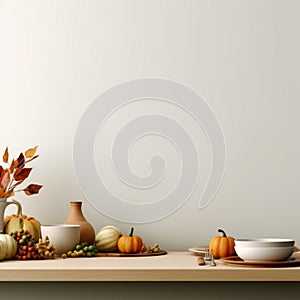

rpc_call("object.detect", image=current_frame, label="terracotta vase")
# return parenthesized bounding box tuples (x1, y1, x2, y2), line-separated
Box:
(64, 201, 95, 244)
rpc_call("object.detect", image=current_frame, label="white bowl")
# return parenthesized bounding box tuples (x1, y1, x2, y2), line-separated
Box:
(234, 238, 295, 248)
(41, 224, 80, 255)
(235, 246, 294, 262)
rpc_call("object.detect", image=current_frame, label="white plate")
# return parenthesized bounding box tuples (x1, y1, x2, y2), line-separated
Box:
(188, 246, 209, 255)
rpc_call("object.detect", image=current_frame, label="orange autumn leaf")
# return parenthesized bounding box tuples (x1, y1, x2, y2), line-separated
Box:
(9, 159, 17, 174)
(25, 146, 38, 159)
(24, 184, 43, 195)
(13, 168, 32, 181)
(0, 186, 5, 197)
(3, 147, 9, 163)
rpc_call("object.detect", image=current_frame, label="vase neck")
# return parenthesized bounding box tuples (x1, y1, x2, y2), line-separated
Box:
(68, 201, 86, 221)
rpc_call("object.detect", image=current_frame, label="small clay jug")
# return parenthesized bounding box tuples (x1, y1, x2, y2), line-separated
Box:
(64, 201, 95, 244)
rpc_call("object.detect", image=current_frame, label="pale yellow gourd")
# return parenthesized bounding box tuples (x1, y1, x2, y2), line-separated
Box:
(95, 225, 122, 252)
(0, 234, 17, 259)
(4, 214, 41, 241)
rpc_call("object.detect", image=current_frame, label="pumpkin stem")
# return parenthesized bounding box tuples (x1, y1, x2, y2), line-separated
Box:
(19, 218, 24, 231)
(218, 228, 227, 237)
(129, 227, 134, 237)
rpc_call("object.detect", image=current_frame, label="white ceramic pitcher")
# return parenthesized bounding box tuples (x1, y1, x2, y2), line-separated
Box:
(0, 198, 22, 233)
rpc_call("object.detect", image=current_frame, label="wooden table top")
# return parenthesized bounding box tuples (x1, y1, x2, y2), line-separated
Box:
(1, 251, 300, 281)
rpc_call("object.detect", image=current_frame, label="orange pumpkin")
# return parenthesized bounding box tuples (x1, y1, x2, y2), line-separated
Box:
(209, 229, 235, 259)
(4, 214, 41, 241)
(117, 227, 143, 254)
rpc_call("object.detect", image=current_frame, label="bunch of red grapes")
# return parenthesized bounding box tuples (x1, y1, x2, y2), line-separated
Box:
(10, 230, 40, 260)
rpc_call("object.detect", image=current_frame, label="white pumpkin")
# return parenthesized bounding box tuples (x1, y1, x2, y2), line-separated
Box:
(0, 234, 17, 259)
(0, 240, 8, 261)
(95, 225, 122, 252)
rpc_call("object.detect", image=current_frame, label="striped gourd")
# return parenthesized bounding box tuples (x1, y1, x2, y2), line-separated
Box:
(95, 225, 122, 252)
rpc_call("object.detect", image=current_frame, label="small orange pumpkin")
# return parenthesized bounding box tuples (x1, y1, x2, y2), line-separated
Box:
(117, 227, 143, 254)
(209, 229, 235, 259)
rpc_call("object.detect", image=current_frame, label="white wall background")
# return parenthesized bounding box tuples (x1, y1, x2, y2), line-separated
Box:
(1, 0, 300, 251)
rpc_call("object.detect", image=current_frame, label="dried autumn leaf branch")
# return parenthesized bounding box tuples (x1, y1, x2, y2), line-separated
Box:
(0, 146, 43, 198)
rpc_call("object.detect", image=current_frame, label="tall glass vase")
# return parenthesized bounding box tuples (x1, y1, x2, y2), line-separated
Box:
(64, 201, 95, 244)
